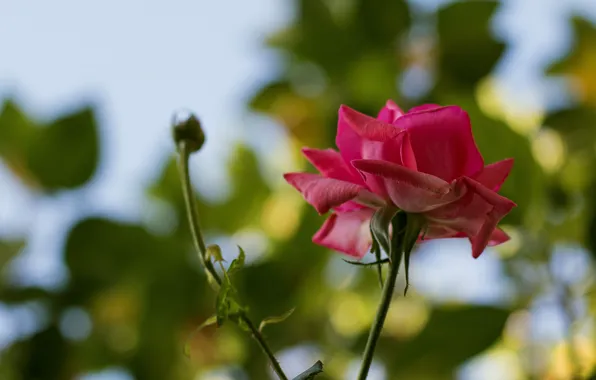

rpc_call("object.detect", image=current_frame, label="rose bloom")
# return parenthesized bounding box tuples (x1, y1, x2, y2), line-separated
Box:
(284, 100, 516, 259)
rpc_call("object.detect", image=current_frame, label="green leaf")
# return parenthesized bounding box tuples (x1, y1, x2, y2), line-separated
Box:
(27, 106, 99, 191)
(293, 0, 351, 73)
(65, 218, 170, 299)
(228, 246, 246, 276)
(215, 274, 233, 326)
(0, 99, 39, 186)
(292, 360, 323, 380)
(258, 308, 296, 333)
(215, 259, 245, 327)
(183, 315, 217, 357)
(437, 1, 505, 87)
(353, 0, 410, 48)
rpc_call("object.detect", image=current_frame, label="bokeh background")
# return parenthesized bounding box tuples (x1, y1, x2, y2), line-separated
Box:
(2, 0, 596, 379)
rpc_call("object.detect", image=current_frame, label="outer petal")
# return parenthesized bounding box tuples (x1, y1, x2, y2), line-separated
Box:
(284, 173, 362, 214)
(427, 177, 516, 258)
(407, 104, 442, 114)
(335, 200, 366, 212)
(423, 226, 510, 247)
(336, 108, 365, 178)
(284, 173, 384, 214)
(339, 105, 403, 141)
(302, 147, 364, 185)
(486, 228, 510, 246)
(473, 158, 514, 192)
(352, 159, 463, 213)
(377, 99, 404, 123)
(394, 106, 484, 181)
(313, 209, 374, 258)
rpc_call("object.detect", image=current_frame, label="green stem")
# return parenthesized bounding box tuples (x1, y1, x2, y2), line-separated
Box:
(177, 142, 288, 380)
(241, 315, 288, 380)
(177, 142, 222, 286)
(357, 253, 400, 379)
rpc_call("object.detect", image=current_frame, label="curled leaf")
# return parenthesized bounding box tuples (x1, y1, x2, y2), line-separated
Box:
(228, 245, 246, 276)
(258, 308, 296, 333)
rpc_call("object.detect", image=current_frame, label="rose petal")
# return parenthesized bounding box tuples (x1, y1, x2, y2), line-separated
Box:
(335, 200, 366, 212)
(424, 226, 510, 247)
(352, 159, 462, 213)
(394, 106, 484, 181)
(338, 106, 415, 195)
(339, 105, 403, 141)
(302, 147, 364, 185)
(399, 131, 418, 171)
(359, 135, 411, 198)
(474, 158, 514, 192)
(336, 108, 365, 179)
(486, 228, 510, 246)
(284, 173, 384, 214)
(427, 177, 516, 258)
(407, 104, 442, 114)
(313, 209, 374, 258)
(422, 224, 459, 240)
(426, 193, 492, 239)
(377, 99, 404, 123)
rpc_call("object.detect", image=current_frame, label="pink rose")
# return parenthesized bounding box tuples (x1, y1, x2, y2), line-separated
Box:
(284, 100, 516, 259)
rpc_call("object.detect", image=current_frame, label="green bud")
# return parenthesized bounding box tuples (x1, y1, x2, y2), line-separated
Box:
(172, 110, 205, 153)
(206, 244, 224, 263)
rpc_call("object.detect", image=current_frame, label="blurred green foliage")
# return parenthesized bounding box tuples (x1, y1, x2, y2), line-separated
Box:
(2, 0, 596, 379)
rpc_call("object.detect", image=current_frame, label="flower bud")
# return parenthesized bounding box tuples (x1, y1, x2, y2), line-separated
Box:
(172, 110, 205, 153)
